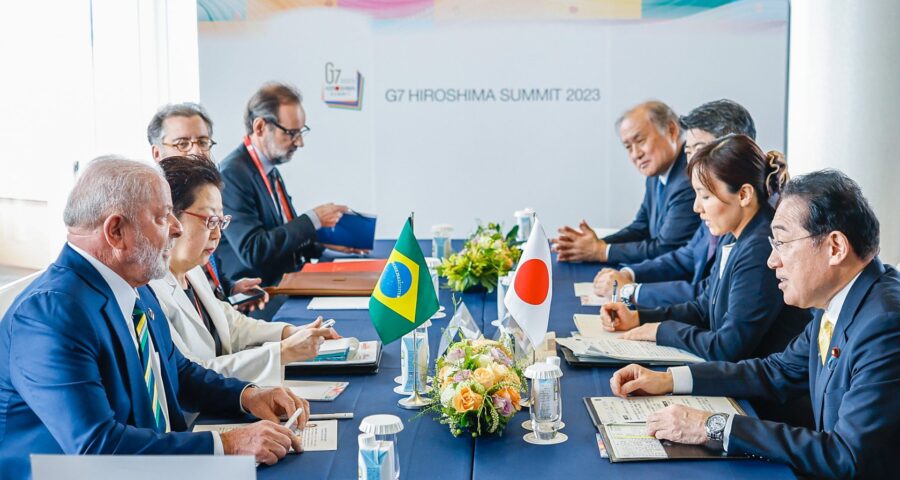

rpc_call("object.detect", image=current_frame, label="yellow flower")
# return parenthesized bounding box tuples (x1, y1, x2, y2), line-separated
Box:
(490, 363, 509, 379)
(473, 367, 496, 389)
(452, 386, 484, 412)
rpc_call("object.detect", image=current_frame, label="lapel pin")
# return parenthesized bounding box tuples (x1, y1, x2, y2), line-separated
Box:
(831, 347, 840, 359)
(148, 308, 155, 321)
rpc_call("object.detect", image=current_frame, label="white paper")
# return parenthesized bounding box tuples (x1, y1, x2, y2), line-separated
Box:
(574, 282, 595, 297)
(590, 396, 742, 425)
(308, 296, 370, 310)
(573, 285, 608, 306)
(574, 314, 618, 338)
(192, 420, 338, 452)
(318, 338, 357, 356)
(604, 424, 668, 459)
(284, 380, 349, 401)
(31, 455, 255, 480)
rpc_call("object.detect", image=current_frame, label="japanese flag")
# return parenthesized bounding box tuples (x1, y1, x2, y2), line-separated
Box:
(504, 218, 552, 348)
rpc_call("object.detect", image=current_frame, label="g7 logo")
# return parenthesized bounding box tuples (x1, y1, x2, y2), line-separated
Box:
(325, 62, 341, 84)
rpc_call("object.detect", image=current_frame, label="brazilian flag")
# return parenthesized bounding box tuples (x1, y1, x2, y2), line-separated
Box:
(369, 218, 439, 344)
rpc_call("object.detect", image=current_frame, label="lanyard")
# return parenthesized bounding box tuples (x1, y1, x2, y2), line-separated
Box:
(204, 262, 221, 290)
(243, 136, 294, 222)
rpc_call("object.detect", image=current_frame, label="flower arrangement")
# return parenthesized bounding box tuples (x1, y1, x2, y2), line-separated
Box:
(428, 339, 526, 437)
(437, 223, 522, 292)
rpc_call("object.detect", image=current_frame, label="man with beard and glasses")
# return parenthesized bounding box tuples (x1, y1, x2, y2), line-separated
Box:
(216, 82, 365, 291)
(0, 157, 315, 478)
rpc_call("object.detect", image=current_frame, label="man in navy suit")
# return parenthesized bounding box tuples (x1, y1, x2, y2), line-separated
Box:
(217, 82, 360, 287)
(609, 170, 899, 478)
(0, 158, 311, 478)
(553, 100, 699, 264)
(593, 100, 757, 307)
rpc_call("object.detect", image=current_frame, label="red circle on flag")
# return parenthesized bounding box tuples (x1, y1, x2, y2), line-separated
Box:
(514, 259, 549, 305)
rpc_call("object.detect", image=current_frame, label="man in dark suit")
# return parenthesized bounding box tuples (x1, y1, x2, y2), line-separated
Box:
(593, 100, 757, 307)
(609, 170, 899, 478)
(553, 100, 699, 264)
(0, 158, 311, 478)
(217, 82, 360, 287)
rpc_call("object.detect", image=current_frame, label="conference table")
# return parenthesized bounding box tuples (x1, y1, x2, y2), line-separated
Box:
(252, 240, 796, 479)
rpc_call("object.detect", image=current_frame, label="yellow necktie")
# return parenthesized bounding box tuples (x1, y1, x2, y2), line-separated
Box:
(818, 313, 834, 366)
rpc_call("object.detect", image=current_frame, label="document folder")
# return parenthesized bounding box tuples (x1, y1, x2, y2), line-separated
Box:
(316, 211, 377, 250)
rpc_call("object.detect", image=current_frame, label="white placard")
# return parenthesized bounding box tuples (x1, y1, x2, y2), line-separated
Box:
(193, 420, 338, 452)
(32, 455, 255, 480)
(308, 296, 370, 310)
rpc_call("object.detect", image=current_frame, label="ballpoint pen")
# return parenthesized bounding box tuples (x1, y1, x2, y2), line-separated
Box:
(284, 406, 305, 434)
(610, 280, 619, 327)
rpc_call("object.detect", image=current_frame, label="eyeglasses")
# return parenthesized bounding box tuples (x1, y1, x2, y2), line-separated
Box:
(180, 210, 232, 230)
(768, 234, 817, 253)
(162, 137, 217, 153)
(267, 119, 310, 141)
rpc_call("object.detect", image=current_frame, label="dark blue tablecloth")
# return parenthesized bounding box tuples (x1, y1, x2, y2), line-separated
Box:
(257, 240, 796, 479)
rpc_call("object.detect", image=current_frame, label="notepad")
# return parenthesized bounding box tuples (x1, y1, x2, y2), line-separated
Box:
(284, 380, 348, 401)
(313, 338, 357, 362)
(559, 314, 705, 365)
(316, 211, 377, 249)
(574, 282, 607, 306)
(193, 420, 338, 452)
(308, 296, 370, 310)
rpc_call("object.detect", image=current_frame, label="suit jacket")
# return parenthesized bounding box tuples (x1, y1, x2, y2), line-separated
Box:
(690, 258, 900, 478)
(149, 266, 292, 386)
(627, 223, 715, 308)
(0, 245, 249, 479)
(603, 148, 699, 264)
(640, 207, 812, 361)
(218, 143, 324, 286)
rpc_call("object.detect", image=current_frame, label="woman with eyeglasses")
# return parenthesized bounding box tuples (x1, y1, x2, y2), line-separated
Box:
(600, 135, 812, 362)
(149, 155, 339, 386)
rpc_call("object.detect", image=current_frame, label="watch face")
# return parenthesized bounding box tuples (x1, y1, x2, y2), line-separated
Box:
(708, 414, 727, 431)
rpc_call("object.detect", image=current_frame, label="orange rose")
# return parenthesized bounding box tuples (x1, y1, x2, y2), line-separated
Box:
(452, 385, 484, 412)
(495, 386, 522, 410)
(472, 367, 496, 389)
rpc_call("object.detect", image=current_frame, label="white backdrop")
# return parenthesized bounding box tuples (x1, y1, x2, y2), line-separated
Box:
(198, 0, 788, 239)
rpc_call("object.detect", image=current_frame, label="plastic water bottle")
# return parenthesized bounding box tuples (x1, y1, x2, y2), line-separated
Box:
(525, 356, 563, 441)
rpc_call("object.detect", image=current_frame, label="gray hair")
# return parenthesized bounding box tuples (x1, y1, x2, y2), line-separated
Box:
(64, 156, 164, 230)
(146, 102, 214, 146)
(615, 100, 682, 140)
(244, 82, 304, 134)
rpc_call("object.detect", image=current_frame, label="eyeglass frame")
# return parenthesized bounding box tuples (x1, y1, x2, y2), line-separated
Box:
(266, 119, 310, 141)
(179, 210, 232, 230)
(768, 234, 819, 253)
(161, 137, 217, 153)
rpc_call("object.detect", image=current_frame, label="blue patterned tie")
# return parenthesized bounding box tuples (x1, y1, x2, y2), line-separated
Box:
(132, 303, 168, 433)
(654, 180, 666, 233)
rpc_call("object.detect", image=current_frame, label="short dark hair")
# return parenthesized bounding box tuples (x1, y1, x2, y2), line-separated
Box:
(158, 155, 223, 213)
(147, 102, 214, 146)
(244, 82, 304, 134)
(687, 134, 788, 205)
(781, 170, 880, 259)
(679, 99, 757, 140)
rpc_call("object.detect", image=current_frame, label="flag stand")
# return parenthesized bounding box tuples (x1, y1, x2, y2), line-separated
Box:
(398, 326, 432, 409)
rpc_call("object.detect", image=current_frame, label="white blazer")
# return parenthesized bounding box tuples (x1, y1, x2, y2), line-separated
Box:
(149, 266, 290, 386)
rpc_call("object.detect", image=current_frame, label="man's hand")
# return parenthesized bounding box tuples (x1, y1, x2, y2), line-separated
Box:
(646, 405, 712, 445)
(240, 386, 310, 428)
(231, 278, 269, 313)
(321, 243, 370, 256)
(551, 220, 608, 262)
(609, 364, 674, 398)
(622, 322, 659, 342)
(313, 203, 348, 228)
(220, 420, 300, 465)
(279, 318, 338, 364)
(600, 302, 640, 332)
(593, 268, 634, 296)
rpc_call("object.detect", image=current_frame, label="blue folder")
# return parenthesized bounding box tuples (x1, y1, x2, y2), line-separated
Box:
(316, 211, 377, 249)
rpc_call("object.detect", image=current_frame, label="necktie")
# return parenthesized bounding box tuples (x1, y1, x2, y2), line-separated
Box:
(132, 303, 169, 432)
(268, 170, 285, 222)
(817, 313, 834, 366)
(653, 180, 666, 232)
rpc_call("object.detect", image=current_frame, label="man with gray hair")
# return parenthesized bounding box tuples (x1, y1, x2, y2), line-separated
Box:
(553, 100, 699, 264)
(0, 157, 312, 478)
(148, 102, 217, 162)
(217, 82, 360, 287)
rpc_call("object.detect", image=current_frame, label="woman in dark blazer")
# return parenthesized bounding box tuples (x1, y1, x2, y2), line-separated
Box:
(600, 134, 811, 362)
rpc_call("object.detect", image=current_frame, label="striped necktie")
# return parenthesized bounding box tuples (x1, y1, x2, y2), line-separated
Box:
(132, 303, 169, 433)
(818, 312, 834, 366)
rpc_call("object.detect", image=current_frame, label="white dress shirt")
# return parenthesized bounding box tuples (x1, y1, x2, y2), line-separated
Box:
(68, 243, 224, 454)
(669, 270, 863, 450)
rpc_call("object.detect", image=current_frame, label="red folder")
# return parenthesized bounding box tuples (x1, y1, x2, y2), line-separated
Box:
(301, 260, 387, 273)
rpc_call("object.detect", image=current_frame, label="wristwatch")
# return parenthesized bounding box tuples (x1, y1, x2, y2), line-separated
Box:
(705, 413, 730, 442)
(619, 283, 637, 304)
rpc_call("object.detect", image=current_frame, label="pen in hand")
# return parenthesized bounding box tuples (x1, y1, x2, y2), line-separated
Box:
(284, 406, 305, 435)
(608, 280, 619, 328)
